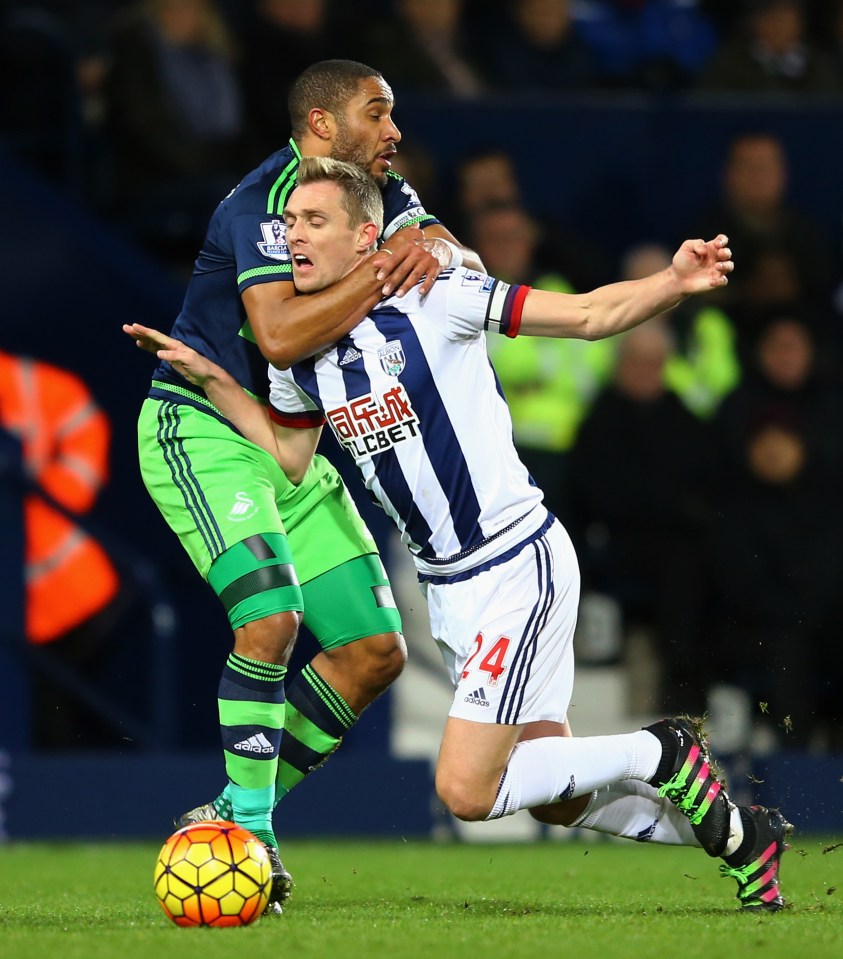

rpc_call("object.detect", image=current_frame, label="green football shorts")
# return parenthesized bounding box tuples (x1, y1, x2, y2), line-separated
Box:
(301, 552, 401, 650)
(137, 398, 400, 643)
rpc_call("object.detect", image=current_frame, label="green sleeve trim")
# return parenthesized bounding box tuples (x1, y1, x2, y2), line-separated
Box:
(151, 378, 265, 411)
(151, 379, 221, 415)
(238, 264, 292, 285)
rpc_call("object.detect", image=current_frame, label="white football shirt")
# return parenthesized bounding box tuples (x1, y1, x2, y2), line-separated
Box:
(269, 268, 548, 577)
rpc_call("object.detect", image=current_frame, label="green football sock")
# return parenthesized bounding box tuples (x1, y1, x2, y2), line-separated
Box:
(218, 652, 286, 848)
(212, 664, 358, 824)
(213, 790, 234, 821)
(274, 663, 357, 805)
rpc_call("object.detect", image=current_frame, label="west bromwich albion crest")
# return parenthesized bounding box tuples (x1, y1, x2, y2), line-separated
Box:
(257, 219, 287, 260)
(378, 340, 406, 376)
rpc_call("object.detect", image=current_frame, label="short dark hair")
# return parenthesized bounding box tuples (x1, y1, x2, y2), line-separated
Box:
(288, 60, 384, 138)
(296, 157, 384, 235)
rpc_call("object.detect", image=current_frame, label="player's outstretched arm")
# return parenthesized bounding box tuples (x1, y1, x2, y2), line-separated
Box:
(122, 323, 316, 483)
(245, 228, 438, 369)
(518, 235, 733, 340)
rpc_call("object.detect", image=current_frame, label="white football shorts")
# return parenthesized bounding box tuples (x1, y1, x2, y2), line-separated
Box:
(422, 518, 580, 725)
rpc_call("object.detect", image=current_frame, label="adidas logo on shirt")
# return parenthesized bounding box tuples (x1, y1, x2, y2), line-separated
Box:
(233, 732, 274, 754)
(339, 346, 362, 366)
(464, 687, 490, 707)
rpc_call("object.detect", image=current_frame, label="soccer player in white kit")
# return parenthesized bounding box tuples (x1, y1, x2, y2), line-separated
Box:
(125, 158, 791, 911)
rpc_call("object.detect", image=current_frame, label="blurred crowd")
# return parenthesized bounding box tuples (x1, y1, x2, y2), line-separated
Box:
(1, 0, 842, 752)
(5, 0, 843, 261)
(466, 128, 843, 753)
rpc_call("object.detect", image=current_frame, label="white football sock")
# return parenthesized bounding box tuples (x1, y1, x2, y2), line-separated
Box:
(572, 781, 700, 845)
(487, 731, 662, 819)
(723, 805, 745, 857)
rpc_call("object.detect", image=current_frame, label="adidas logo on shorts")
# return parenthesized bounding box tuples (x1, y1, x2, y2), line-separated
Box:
(464, 687, 490, 707)
(233, 732, 274, 754)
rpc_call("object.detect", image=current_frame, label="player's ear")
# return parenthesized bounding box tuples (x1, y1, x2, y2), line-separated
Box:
(357, 222, 379, 252)
(308, 107, 335, 142)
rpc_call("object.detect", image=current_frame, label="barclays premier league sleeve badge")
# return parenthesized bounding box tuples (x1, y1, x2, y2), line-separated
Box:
(257, 219, 288, 260)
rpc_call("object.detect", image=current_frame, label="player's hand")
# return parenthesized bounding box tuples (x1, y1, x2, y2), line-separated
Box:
(671, 234, 734, 294)
(419, 237, 461, 271)
(369, 227, 440, 298)
(122, 323, 221, 389)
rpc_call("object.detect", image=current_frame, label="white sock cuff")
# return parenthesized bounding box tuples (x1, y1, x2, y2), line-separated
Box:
(570, 789, 600, 828)
(486, 763, 522, 820)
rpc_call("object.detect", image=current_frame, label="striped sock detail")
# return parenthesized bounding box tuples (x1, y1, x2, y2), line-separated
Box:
(225, 652, 287, 685)
(274, 664, 357, 804)
(219, 652, 287, 845)
(300, 664, 357, 729)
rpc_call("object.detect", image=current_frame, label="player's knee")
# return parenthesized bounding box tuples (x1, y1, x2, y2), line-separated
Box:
(435, 775, 494, 822)
(369, 631, 407, 685)
(235, 610, 301, 665)
(328, 632, 406, 693)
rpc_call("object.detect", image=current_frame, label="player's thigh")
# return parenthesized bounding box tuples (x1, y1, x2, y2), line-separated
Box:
(426, 519, 580, 728)
(437, 716, 522, 795)
(518, 718, 572, 742)
(300, 552, 402, 650)
(436, 719, 570, 801)
(138, 399, 303, 626)
(208, 534, 302, 634)
(281, 455, 379, 584)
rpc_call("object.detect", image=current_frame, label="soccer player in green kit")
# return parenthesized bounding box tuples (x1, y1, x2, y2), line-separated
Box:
(133, 60, 481, 912)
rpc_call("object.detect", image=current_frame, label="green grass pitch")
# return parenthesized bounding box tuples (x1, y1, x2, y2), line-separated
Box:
(1, 836, 841, 959)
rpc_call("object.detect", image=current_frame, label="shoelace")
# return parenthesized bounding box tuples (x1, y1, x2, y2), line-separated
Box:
(658, 773, 713, 826)
(719, 862, 753, 883)
(718, 859, 779, 901)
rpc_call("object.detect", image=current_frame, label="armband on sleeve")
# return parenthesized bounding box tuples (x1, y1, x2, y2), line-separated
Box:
(269, 406, 326, 428)
(484, 280, 531, 337)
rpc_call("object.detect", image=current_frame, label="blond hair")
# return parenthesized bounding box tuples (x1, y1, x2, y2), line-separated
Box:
(296, 157, 384, 234)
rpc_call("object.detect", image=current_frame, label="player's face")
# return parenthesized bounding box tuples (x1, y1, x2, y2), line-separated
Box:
(331, 77, 401, 186)
(284, 182, 367, 294)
